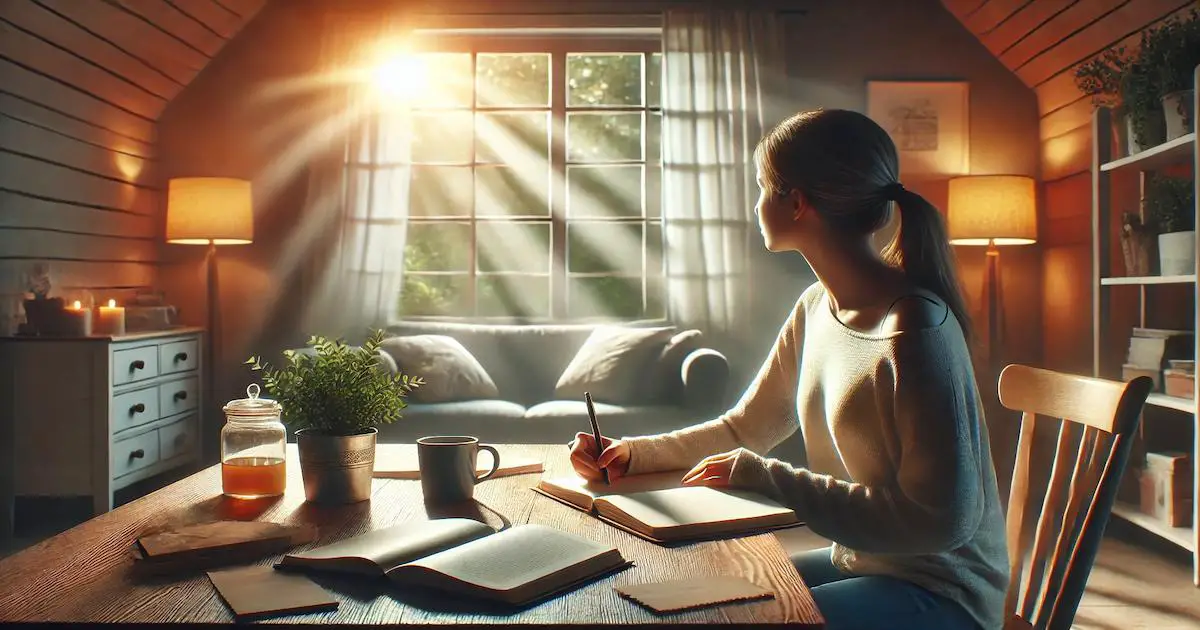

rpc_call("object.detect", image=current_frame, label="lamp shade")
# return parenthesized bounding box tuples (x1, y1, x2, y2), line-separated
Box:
(166, 177, 254, 245)
(947, 175, 1037, 246)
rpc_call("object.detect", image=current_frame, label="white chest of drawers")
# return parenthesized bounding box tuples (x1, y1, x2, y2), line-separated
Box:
(0, 327, 205, 539)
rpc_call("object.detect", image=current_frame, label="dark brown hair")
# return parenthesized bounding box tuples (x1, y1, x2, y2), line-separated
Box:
(753, 108, 972, 343)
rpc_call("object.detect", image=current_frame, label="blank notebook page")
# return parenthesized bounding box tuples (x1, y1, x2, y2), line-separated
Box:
(598, 486, 794, 528)
(405, 524, 613, 591)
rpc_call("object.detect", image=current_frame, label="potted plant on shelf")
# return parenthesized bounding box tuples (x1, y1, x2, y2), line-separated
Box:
(1138, 9, 1200, 141)
(1121, 53, 1167, 152)
(1075, 47, 1132, 155)
(1144, 174, 1196, 276)
(247, 330, 423, 504)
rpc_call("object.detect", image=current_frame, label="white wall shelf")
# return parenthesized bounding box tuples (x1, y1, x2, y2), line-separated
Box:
(1101, 132, 1194, 173)
(1101, 274, 1197, 286)
(1091, 65, 1200, 585)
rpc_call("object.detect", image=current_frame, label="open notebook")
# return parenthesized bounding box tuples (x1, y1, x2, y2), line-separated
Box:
(275, 518, 629, 606)
(536, 471, 801, 543)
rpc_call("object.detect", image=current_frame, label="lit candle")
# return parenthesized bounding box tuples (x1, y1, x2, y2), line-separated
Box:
(95, 299, 125, 336)
(63, 300, 92, 336)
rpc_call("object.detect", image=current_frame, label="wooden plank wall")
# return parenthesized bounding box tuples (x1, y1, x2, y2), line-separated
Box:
(0, 0, 266, 334)
(942, 0, 1194, 374)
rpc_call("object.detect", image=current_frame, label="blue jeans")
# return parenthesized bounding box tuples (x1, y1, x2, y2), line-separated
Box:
(793, 547, 980, 630)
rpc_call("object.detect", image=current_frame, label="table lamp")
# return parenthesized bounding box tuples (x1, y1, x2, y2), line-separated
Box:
(166, 177, 253, 460)
(947, 175, 1037, 369)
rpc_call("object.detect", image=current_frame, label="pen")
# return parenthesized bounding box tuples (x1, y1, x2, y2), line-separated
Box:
(583, 391, 609, 484)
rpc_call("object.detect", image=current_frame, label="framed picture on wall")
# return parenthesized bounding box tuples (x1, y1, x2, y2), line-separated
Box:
(866, 81, 970, 177)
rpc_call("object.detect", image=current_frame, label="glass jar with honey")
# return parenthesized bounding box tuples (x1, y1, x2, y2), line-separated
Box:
(221, 384, 287, 499)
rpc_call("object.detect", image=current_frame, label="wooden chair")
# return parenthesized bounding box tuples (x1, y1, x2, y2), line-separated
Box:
(997, 364, 1153, 630)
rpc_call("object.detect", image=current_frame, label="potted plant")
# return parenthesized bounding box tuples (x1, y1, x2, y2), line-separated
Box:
(1120, 53, 1167, 152)
(1137, 9, 1200, 141)
(1075, 47, 1132, 154)
(247, 330, 423, 504)
(1144, 174, 1196, 276)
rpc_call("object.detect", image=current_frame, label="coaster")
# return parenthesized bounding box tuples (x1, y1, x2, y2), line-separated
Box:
(616, 575, 774, 613)
(208, 565, 338, 620)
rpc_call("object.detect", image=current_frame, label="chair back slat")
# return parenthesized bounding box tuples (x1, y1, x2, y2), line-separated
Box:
(1032, 426, 1104, 627)
(1018, 419, 1081, 621)
(997, 365, 1152, 630)
(1003, 411, 1037, 620)
(1046, 434, 1123, 626)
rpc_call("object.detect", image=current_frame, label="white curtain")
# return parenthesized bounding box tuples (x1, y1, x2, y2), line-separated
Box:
(301, 11, 413, 339)
(661, 9, 784, 334)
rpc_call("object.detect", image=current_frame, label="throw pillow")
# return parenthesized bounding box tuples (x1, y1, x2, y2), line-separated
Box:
(378, 335, 499, 403)
(554, 326, 676, 404)
(637, 329, 704, 403)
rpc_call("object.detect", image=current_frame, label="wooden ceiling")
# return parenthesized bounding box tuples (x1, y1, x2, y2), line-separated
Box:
(941, 0, 1196, 153)
(0, 0, 270, 124)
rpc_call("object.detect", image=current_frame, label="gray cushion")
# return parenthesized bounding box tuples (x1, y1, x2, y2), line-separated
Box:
(524, 400, 700, 440)
(637, 328, 703, 403)
(553, 325, 675, 404)
(379, 399, 528, 442)
(379, 335, 499, 403)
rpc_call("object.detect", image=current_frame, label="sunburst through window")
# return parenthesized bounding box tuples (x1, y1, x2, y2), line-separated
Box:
(379, 44, 663, 321)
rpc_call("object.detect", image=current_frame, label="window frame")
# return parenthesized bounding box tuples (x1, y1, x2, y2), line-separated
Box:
(394, 34, 664, 324)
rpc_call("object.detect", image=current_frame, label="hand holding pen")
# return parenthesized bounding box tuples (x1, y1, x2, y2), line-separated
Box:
(568, 393, 631, 483)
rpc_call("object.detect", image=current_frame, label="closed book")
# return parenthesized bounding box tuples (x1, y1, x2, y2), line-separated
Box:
(132, 521, 316, 575)
(276, 518, 629, 607)
(535, 471, 801, 544)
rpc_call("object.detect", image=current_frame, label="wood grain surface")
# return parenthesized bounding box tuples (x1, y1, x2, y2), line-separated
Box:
(0, 444, 823, 626)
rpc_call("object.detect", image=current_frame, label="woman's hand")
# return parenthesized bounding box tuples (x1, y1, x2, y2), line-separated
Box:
(569, 432, 631, 483)
(681, 450, 740, 488)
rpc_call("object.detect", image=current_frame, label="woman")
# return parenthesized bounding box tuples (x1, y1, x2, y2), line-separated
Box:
(569, 109, 1008, 630)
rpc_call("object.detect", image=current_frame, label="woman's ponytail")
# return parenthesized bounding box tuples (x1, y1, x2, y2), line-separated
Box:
(881, 188, 973, 345)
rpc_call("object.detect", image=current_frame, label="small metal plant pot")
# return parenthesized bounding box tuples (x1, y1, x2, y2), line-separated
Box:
(1162, 90, 1195, 140)
(295, 427, 377, 504)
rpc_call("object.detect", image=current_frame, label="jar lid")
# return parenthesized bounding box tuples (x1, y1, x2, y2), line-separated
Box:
(223, 384, 282, 417)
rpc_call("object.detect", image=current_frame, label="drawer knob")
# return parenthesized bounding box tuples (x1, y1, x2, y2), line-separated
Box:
(174, 432, 187, 446)
(130, 449, 145, 459)
(130, 360, 145, 371)
(130, 403, 146, 414)
(173, 391, 188, 402)
(174, 352, 188, 362)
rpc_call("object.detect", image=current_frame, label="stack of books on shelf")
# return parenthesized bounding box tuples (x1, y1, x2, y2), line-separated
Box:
(1123, 328, 1193, 393)
(1165, 360, 1196, 399)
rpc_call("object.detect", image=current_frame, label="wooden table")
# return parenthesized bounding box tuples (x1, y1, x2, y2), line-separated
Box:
(0, 444, 823, 626)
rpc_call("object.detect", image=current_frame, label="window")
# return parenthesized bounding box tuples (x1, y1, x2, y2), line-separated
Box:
(387, 39, 663, 321)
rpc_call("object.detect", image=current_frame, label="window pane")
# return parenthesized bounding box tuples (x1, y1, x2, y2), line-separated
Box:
(477, 275, 550, 318)
(414, 53, 472, 108)
(646, 165, 661, 219)
(568, 222, 643, 275)
(412, 112, 472, 163)
(567, 53, 642, 107)
(647, 52, 662, 109)
(646, 222, 663, 276)
(400, 273, 470, 316)
(404, 222, 471, 272)
(645, 274, 665, 319)
(567, 165, 642, 218)
(476, 112, 549, 164)
(476, 164, 550, 217)
(567, 113, 643, 162)
(477, 222, 550, 273)
(568, 276, 642, 319)
(647, 111, 661, 164)
(410, 166, 472, 218)
(476, 53, 550, 107)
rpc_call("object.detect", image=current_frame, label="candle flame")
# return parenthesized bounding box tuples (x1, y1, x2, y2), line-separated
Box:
(107, 299, 116, 308)
(72, 300, 82, 310)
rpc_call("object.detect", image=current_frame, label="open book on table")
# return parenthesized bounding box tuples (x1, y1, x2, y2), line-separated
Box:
(275, 518, 629, 607)
(535, 470, 801, 544)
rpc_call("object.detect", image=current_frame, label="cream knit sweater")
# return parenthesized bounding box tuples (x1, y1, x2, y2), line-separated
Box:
(622, 282, 1008, 630)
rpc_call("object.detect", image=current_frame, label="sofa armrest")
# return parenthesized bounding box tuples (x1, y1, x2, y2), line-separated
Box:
(680, 348, 730, 413)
